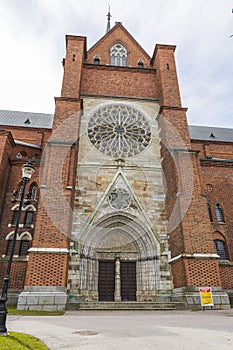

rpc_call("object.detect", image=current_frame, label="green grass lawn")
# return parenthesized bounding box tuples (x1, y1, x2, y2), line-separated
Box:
(0, 332, 49, 349)
(7, 306, 65, 316)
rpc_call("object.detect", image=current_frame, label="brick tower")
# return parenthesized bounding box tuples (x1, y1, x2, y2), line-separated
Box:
(153, 45, 229, 308)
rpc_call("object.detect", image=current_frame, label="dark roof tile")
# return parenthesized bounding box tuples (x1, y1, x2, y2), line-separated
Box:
(0, 110, 53, 129)
(189, 125, 233, 143)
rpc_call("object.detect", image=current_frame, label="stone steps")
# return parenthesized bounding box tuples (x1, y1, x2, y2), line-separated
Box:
(67, 301, 186, 311)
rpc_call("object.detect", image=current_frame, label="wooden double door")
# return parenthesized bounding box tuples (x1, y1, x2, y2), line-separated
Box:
(98, 261, 136, 302)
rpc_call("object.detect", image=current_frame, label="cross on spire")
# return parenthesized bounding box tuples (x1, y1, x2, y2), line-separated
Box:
(106, 6, 112, 33)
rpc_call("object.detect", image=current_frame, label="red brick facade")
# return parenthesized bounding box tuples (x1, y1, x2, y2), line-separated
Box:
(191, 140, 233, 290)
(0, 22, 232, 309)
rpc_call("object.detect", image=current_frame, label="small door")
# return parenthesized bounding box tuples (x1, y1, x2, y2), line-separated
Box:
(98, 261, 115, 301)
(121, 262, 136, 301)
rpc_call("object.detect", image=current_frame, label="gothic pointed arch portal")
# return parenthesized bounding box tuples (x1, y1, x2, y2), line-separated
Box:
(78, 212, 165, 302)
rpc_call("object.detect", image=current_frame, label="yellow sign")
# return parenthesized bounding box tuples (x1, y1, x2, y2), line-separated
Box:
(199, 287, 214, 307)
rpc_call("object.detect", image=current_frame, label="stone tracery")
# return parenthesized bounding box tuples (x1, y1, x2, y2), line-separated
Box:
(88, 104, 151, 158)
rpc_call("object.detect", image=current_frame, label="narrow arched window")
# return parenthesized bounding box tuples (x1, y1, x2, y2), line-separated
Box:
(5, 232, 18, 256)
(94, 55, 100, 65)
(6, 240, 13, 256)
(31, 186, 37, 201)
(215, 204, 225, 223)
(24, 210, 34, 227)
(11, 209, 18, 226)
(19, 240, 30, 256)
(207, 203, 213, 223)
(138, 59, 144, 68)
(110, 44, 127, 66)
(18, 185, 24, 200)
(27, 184, 38, 202)
(19, 232, 32, 256)
(214, 239, 228, 260)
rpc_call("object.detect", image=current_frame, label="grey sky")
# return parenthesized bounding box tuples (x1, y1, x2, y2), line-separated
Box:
(0, 0, 232, 127)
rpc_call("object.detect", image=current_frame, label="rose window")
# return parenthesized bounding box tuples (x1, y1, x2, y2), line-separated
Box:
(87, 105, 151, 158)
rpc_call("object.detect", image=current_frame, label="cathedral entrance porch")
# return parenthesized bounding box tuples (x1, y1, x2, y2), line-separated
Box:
(68, 212, 173, 306)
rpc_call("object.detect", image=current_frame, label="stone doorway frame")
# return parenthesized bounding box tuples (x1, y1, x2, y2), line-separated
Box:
(78, 212, 163, 302)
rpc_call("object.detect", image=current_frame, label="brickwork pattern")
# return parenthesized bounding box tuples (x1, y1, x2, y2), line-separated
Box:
(151, 45, 181, 107)
(192, 140, 233, 160)
(0, 131, 14, 220)
(9, 261, 27, 289)
(81, 65, 158, 99)
(26, 253, 68, 286)
(192, 139, 233, 289)
(199, 163, 233, 257)
(185, 258, 221, 286)
(61, 36, 86, 98)
(0, 126, 51, 147)
(155, 44, 223, 289)
(171, 259, 187, 288)
(219, 265, 233, 289)
(0, 156, 39, 289)
(0, 261, 27, 289)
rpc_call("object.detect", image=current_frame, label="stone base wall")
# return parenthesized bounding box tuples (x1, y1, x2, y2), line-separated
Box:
(4, 290, 21, 307)
(224, 289, 233, 307)
(137, 290, 172, 303)
(17, 286, 67, 311)
(171, 287, 230, 310)
(68, 290, 173, 303)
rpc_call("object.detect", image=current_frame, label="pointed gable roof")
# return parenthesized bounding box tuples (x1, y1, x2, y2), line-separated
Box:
(76, 167, 161, 245)
(86, 22, 151, 67)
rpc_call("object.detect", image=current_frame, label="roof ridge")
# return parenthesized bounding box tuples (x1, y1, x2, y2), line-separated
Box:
(189, 124, 233, 130)
(88, 22, 151, 61)
(0, 109, 53, 116)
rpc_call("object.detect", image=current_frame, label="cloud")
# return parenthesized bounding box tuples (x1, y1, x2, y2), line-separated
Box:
(0, 0, 232, 127)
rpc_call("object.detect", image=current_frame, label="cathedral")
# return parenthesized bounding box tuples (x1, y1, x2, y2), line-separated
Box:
(0, 18, 233, 311)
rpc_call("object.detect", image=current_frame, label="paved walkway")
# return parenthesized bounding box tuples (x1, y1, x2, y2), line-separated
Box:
(7, 309, 233, 350)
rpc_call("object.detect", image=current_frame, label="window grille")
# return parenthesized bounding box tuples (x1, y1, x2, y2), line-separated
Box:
(19, 240, 30, 256)
(215, 204, 225, 223)
(110, 44, 127, 66)
(24, 211, 34, 227)
(214, 239, 228, 260)
(11, 210, 18, 226)
(6, 240, 13, 256)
